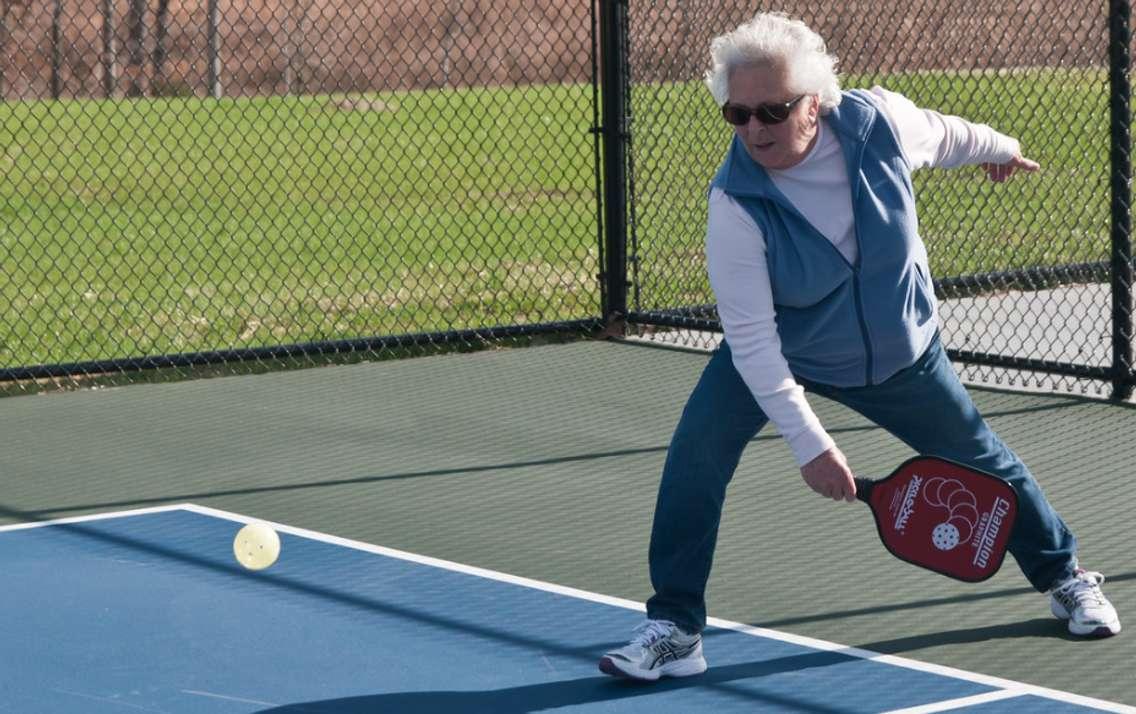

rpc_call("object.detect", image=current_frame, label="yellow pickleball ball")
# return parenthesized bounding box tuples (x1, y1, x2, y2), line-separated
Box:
(233, 522, 281, 570)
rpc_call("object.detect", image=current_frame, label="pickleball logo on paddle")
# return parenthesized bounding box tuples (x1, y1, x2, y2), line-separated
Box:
(922, 477, 979, 551)
(920, 478, 1012, 566)
(872, 457, 1018, 581)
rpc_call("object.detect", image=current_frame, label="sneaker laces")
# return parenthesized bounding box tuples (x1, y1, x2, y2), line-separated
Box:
(630, 619, 677, 647)
(1054, 570, 1107, 608)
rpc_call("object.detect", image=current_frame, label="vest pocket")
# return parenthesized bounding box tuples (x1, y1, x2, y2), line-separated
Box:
(911, 261, 936, 325)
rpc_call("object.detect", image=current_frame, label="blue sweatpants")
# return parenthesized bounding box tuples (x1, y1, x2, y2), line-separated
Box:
(645, 335, 1078, 634)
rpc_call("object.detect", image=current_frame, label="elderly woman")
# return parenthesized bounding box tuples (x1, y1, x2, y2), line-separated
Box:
(599, 12, 1120, 682)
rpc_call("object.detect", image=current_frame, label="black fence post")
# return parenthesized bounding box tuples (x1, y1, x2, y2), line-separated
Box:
(1109, 0, 1134, 400)
(598, 0, 629, 326)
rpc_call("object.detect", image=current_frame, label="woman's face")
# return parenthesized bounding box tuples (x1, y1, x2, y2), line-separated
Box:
(725, 63, 819, 170)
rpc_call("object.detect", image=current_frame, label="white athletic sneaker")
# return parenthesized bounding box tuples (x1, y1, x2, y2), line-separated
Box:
(1049, 570, 1121, 637)
(599, 619, 708, 681)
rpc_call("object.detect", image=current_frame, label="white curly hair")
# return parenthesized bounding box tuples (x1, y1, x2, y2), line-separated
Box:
(704, 12, 842, 114)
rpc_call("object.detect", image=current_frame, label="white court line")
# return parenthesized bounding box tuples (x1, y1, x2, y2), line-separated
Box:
(880, 689, 1028, 714)
(181, 689, 279, 706)
(5, 503, 1133, 713)
(0, 503, 191, 533)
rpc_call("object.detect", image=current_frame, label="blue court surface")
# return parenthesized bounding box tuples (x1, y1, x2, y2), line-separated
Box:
(1, 505, 1131, 714)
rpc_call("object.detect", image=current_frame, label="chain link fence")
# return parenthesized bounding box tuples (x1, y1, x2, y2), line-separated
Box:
(0, 0, 605, 394)
(1, 0, 1133, 400)
(623, 0, 1134, 400)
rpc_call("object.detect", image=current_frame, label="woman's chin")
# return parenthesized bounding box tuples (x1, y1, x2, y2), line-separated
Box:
(751, 150, 786, 169)
(750, 145, 806, 171)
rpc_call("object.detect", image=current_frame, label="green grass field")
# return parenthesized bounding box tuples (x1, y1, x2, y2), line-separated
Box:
(0, 69, 1116, 369)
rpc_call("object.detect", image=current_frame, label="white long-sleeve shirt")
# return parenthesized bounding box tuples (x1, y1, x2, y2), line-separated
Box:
(706, 87, 1022, 466)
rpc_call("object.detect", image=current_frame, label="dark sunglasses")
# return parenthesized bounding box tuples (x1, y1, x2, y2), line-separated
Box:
(721, 95, 807, 126)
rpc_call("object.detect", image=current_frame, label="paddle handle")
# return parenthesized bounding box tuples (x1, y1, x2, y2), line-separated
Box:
(853, 476, 874, 503)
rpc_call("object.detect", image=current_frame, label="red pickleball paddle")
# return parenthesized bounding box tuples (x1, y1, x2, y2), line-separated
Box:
(854, 456, 1018, 582)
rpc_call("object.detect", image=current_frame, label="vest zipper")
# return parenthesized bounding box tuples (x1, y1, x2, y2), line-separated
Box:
(850, 137, 875, 386)
(850, 258, 874, 386)
(766, 191, 876, 386)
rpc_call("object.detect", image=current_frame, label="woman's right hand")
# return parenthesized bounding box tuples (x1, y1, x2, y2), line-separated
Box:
(801, 447, 857, 502)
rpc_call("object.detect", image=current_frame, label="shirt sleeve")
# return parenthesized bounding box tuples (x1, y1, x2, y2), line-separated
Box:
(867, 86, 1021, 171)
(705, 187, 836, 466)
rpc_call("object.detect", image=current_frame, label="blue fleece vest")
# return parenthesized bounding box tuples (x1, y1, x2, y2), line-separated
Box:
(710, 89, 938, 387)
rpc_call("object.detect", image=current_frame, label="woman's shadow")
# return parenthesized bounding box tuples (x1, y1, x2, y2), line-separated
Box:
(256, 618, 1068, 714)
(256, 650, 851, 713)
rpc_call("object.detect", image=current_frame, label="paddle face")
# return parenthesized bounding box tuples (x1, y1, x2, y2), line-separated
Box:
(856, 456, 1018, 582)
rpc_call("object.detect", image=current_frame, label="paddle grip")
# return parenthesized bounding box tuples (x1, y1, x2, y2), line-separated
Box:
(853, 477, 874, 503)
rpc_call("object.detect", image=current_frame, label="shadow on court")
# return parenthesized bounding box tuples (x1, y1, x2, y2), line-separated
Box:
(256, 614, 1110, 714)
(753, 570, 1136, 629)
(853, 617, 1081, 653)
(256, 651, 858, 714)
(4, 394, 1094, 520)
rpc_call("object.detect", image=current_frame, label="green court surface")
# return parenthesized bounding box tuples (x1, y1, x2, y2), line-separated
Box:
(2, 339, 1133, 708)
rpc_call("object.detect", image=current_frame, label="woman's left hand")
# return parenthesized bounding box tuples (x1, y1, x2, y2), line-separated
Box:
(981, 154, 1041, 182)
